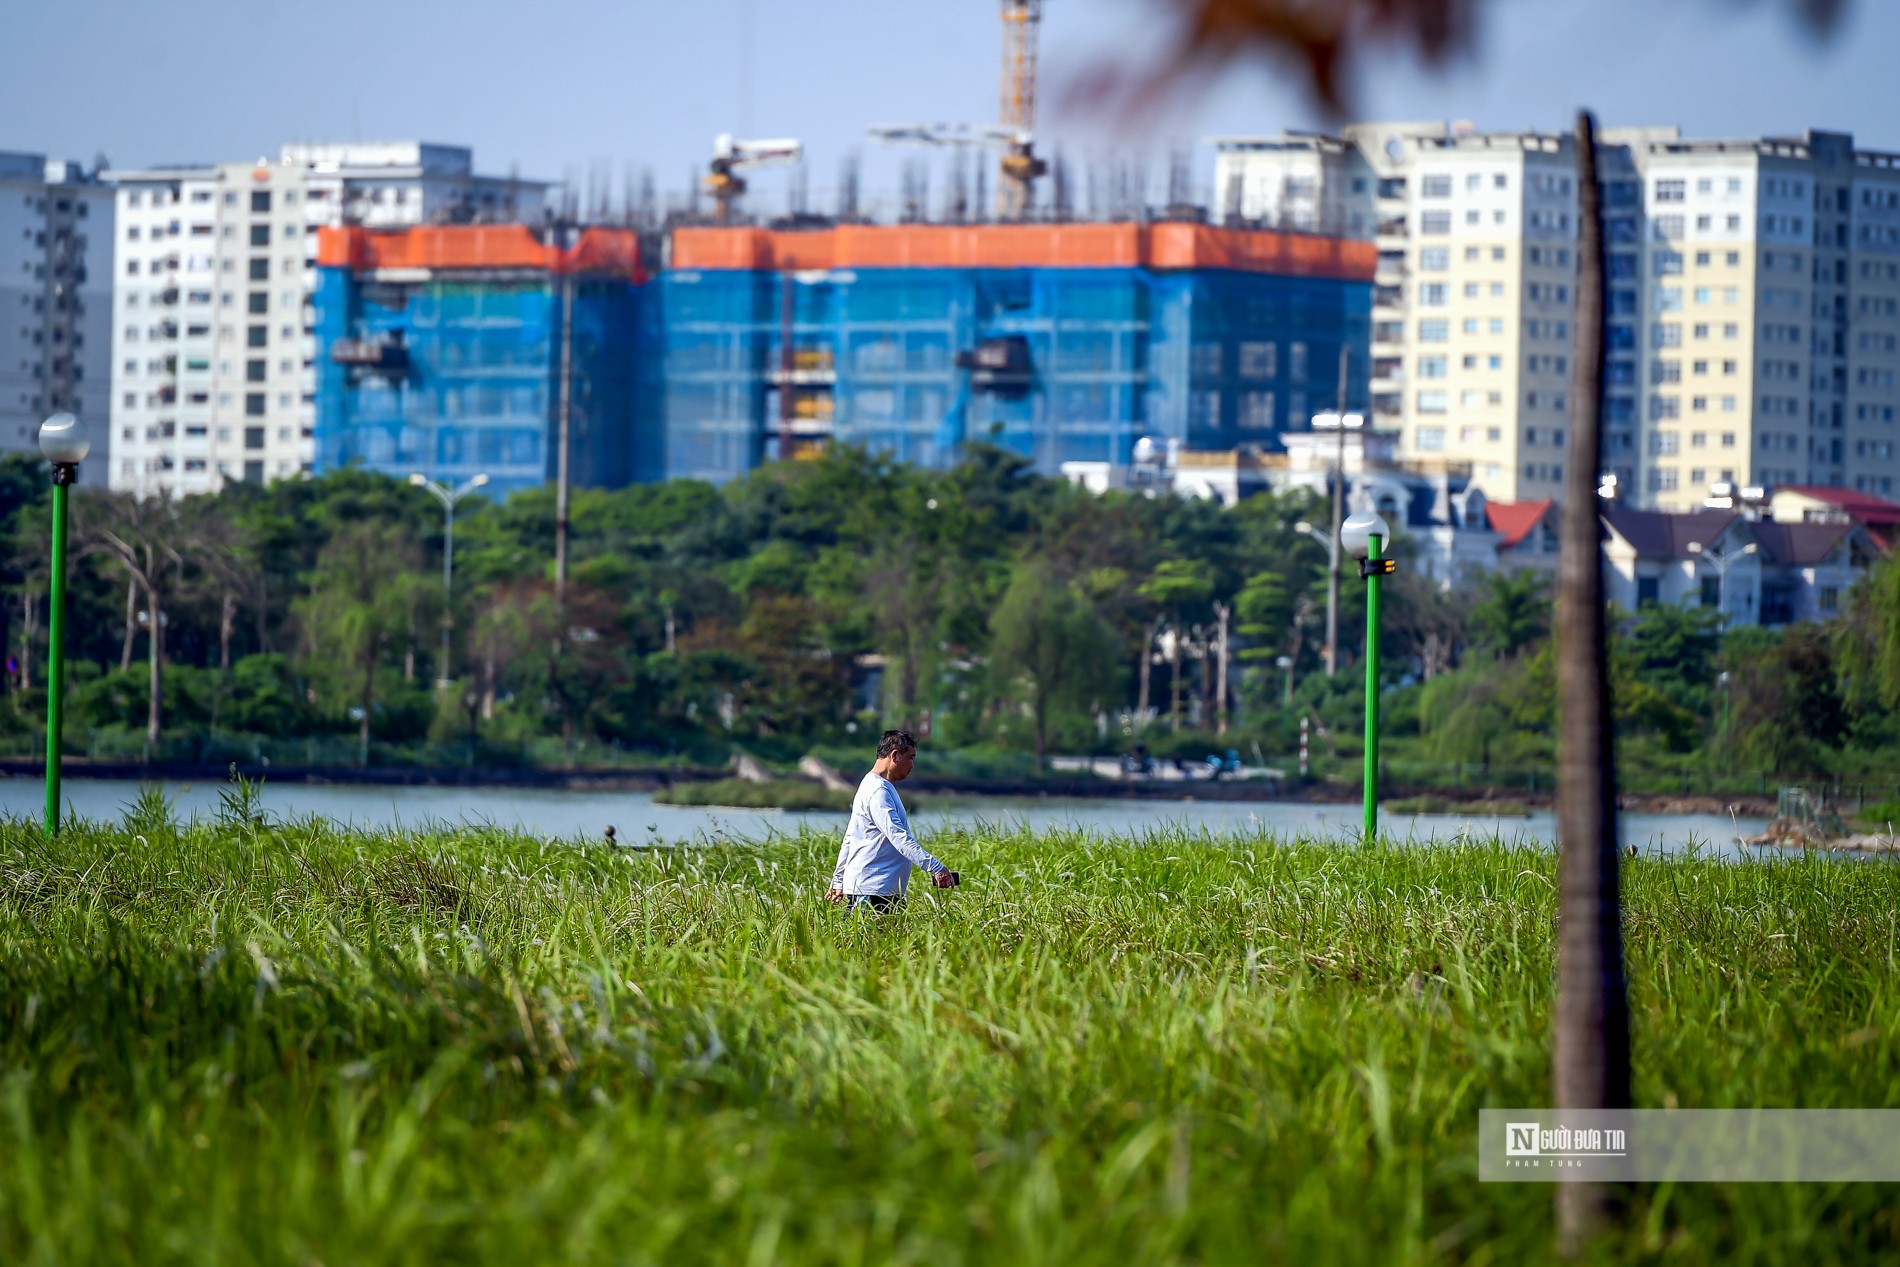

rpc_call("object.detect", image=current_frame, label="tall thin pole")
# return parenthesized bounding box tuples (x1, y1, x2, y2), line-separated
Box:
(1325, 343, 1350, 678)
(439, 497, 454, 689)
(44, 473, 71, 836)
(1553, 109, 1630, 1255)
(1362, 532, 1383, 839)
(554, 228, 575, 607)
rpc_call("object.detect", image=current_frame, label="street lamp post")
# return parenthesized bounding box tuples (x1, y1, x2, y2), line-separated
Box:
(1343, 509, 1394, 839)
(1687, 539, 1758, 625)
(1311, 410, 1365, 677)
(38, 413, 89, 837)
(410, 472, 490, 689)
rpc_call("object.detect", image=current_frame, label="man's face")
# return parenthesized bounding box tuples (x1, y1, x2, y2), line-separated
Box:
(887, 746, 916, 781)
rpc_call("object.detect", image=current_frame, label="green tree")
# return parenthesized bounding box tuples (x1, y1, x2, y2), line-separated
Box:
(1137, 560, 1213, 729)
(1468, 570, 1551, 660)
(295, 521, 429, 765)
(989, 561, 1119, 772)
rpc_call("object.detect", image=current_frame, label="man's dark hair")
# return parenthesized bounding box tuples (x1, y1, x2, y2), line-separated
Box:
(877, 729, 918, 759)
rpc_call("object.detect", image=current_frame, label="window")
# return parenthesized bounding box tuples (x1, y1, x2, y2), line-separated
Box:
(1239, 390, 1276, 428)
(1288, 342, 1308, 381)
(1693, 323, 1709, 340)
(1422, 174, 1452, 198)
(1237, 341, 1277, 378)
(1420, 210, 1451, 234)
(1653, 251, 1684, 276)
(247, 325, 268, 349)
(1418, 355, 1448, 379)
(1419, 283, 1448, 306)
(249, 224, 270, 247)
(250, 191, 271, 213)
(1419, 247, 1449, 271)
(244, 393, 265, 417)
(247, 258, 269, 281)
(1655, 215, 1684, 239)
(245, 359, 266, 382)
(1418, 319, 1448, 342)
(248, 293, 268, 314)
(1416, 390, 1448, 414)
(1417, 426, 1446, 451)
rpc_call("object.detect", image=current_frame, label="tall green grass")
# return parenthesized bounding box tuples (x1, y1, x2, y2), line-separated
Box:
(2, 790, 1897, 1264)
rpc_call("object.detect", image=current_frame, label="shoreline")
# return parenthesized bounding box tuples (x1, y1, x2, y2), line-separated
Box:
(0, 758, 1779, 818)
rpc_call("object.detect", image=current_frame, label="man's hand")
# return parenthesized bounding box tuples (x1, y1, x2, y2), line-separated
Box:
(932, 870, 960, 889)
(824, 888, 845, 905)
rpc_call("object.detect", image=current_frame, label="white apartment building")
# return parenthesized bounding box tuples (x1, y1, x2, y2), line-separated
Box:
(104, 142, 545, 496)
(1211, 125, 1900, 511)
(1618, 130, 1900, 509)
(0, 153, 114, 483)
(1213, 123, 1591, 503)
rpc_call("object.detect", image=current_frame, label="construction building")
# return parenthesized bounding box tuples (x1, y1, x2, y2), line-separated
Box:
(657, 221, 1372, 481)
(0, 153, 114, 481)
(1212, 125, 1900, 511)
(312, 225, 647, 496)
(104, 142, 546, 496)
(311, 219, 1370, 491)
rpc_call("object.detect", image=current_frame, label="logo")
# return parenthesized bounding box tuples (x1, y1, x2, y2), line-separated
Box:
(1500, 1121, 1628, 1169)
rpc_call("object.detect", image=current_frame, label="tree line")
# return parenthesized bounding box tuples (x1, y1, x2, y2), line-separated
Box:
(1, 443, 1897, 777)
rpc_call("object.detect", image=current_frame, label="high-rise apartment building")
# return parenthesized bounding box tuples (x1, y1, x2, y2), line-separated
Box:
(1617, 129, 1900, 509)
(1213, 123, 1591, 503)
(104, 143, 545, 496)
(1213, 125, 1900, 510)
(0, 153, 113, 483)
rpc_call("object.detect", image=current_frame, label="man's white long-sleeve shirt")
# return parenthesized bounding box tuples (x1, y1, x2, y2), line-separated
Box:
(829, 771, 945, 896)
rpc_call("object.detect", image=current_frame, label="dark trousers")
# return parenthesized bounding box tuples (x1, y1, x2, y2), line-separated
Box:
(846, 893, 902, 914)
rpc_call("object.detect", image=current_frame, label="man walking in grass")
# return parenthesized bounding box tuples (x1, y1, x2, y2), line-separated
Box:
(825, 729, 958, 912)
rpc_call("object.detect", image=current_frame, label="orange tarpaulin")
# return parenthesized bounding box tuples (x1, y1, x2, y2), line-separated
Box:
(316, 225, 644, 280)
(668, 222, 1374, 281)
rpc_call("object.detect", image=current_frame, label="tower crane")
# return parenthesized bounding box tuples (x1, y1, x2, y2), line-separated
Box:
(704, 133, 802, 224)
(868, 0, 1046, 220)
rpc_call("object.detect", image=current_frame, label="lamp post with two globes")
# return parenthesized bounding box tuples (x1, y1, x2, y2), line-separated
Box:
(409, 472, 490, 689)
(38, 413, 90, 836)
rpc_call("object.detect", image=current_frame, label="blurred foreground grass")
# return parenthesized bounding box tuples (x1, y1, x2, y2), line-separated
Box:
(2, 788, 1898, 1264)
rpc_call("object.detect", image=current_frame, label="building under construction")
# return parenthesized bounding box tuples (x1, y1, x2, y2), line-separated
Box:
(313, 218, 1371, 491)
(659, 221, 1372, 482)
(313, 224, 651, 497)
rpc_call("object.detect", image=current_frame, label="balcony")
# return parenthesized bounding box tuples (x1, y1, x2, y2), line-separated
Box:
(1376, 217, 1409, 239)
(330, 331, 410, 378)
(955, 335, 1033, 392)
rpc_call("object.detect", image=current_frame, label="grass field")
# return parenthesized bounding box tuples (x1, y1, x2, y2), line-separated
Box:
(2, 785, 1898, 1264)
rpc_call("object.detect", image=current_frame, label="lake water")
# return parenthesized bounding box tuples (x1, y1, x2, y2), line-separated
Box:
(0, 776, 1787, 861)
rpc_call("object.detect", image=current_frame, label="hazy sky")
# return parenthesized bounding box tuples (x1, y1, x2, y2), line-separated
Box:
(4, 0, 1891, 215)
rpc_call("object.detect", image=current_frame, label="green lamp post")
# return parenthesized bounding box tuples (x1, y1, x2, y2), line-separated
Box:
(38, 412, 90, 837)
(1342, 509, 1394, 839)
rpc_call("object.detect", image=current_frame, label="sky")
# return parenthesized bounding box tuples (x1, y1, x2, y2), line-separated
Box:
(3, 0, 1892, 217)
